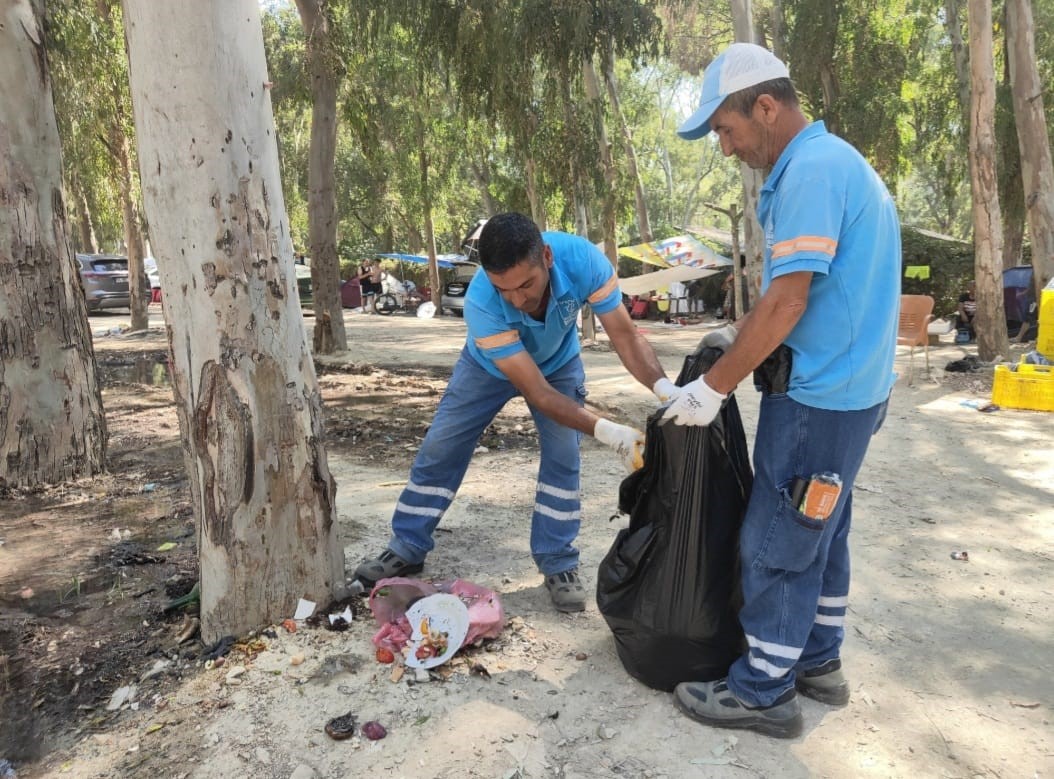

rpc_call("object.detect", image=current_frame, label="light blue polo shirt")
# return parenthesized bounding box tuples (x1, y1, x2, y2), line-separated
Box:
(759, 121, 900, 410)
(465, 231, 622, 379)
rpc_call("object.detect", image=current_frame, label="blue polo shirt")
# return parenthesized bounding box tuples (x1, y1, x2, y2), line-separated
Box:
(465, 231, 622, 379)
(759, 121, 900, 410)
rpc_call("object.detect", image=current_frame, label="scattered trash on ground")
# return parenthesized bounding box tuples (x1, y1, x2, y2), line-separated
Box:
(368, 577, 504, 670)
(951, 551, 969, 561)
(324, 712, 357, 740)
(293, 598, 316, 620)
(945, 356, 984, 373)
(361, 721, 387, 740)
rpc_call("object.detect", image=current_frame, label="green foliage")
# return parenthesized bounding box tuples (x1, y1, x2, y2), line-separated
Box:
(47, 0, 135, 251)
(900, 226, 974, 317)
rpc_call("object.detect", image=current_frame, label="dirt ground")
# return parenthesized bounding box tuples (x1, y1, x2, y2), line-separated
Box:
(1, 308, 1052, 779)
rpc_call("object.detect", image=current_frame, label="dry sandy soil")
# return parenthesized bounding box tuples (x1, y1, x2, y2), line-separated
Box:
(1, 308, 1052, 779)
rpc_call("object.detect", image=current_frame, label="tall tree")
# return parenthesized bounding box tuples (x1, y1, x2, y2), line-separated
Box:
(294, 0, 348, 353)
(731, 0, 763, 314)
(122, 0, 345, 642)
(1007, 0, 1054, 293)
(0, 0, 107, 488)
(603, 45, 652, 242)
(966, 0, 1009, 360)
(48, 0, 149, 330)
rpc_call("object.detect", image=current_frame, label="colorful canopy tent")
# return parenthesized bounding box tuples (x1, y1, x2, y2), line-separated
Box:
(377, 252, 469, 269)
(617, 234, 733, 296)
(618, 234, 729, 269)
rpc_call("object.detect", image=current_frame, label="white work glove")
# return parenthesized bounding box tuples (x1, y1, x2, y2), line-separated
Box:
(659, 375, 726, 426)
(652, 377, 682, 403)
(701, 323, 739, 353)
(594, 418, 646, 473)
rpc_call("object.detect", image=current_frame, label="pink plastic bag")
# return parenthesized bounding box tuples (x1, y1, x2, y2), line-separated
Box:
(369, 577, 505, 654)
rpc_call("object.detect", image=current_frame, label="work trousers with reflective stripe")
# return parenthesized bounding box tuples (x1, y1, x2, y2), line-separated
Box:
(727, 391, 888, 707)
(387, 348, 586, 576)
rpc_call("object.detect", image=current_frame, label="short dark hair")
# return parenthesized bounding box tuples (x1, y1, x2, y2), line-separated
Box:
(477, 212, 544, 273)
(721, 77, 799, 117)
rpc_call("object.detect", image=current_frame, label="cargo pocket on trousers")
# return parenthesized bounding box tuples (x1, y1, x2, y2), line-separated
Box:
(751, 488, 828, 573)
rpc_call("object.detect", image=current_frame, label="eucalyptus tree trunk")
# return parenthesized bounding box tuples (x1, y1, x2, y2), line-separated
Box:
(945, 0, 973, 135)
(731, 0, 763, 313)
(1007, 0, 1054, 294)
(0, 0, 107, 488)
(525, 155, 547, 230)
(123, 0, 346, 643)
(966, 0, 1009, 361)
(110, 122, 149, 330)
(71, 175, 98, 253)
(602, 45, 651, 242)
(419, 146, 443, 311)
(997, 30, 1025, 270)
(413, 68, 443, 312)
(581, 58, 618, 265)
(769, 0, 787, 59)
(295, 0, 347, 353)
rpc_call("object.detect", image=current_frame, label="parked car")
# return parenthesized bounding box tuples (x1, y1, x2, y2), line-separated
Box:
(76, 253, 151, 313)
(440, 261, 480, 317)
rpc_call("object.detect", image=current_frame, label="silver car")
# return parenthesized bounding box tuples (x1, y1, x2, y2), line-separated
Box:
(76, 254, 151, 313)
(440, 261, 480, 317)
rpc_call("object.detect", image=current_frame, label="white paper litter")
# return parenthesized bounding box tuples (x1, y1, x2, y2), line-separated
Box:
(329, 606, 353, 624)
(293, 598, 316, 620)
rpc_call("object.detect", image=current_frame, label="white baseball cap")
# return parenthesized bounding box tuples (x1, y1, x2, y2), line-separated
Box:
(677, 43, 790, 140)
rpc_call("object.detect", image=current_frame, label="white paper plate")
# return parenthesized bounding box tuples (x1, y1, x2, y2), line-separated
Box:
(403, 593, 470, 669)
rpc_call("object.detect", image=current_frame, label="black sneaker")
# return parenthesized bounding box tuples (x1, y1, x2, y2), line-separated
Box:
(674, 679, 803, 739)
(795, 658, 850, 706)
(352, 549, 424, 586)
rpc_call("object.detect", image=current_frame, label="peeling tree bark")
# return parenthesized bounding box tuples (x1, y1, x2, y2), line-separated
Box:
(966, 0, 1009, 360)
(122, 0, 345, 642)
(1007, 0, 1054, 294)
(0, 0, 107, 489)
(295, 0, 347, 352)
(731, 0, 764, 313)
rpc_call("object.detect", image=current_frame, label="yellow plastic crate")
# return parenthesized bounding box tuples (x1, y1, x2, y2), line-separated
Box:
(991, 363, 1054, 412)
(1039, 288, 1054, 358)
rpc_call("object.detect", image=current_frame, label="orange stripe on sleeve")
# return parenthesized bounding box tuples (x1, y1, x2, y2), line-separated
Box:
(588, 274, 619, 304)
(771, 236, 837, 259)
(475, 331, 520, 350)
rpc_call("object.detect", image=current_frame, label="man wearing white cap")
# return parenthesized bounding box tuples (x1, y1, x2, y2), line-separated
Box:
(663, 43, 900, 737)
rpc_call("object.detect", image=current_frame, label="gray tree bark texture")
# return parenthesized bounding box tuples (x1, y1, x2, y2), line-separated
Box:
(1007, 0, 1054, 294)
(122, 0, 346, 642)
(295, 0, 348, 353)
(0, 0, 107, 489)
(731, 0, 764, 314)
(966, 0, 1010, 361)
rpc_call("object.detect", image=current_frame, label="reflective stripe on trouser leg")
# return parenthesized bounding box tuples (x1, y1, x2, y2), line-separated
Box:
(388, 350, 517, 563)
(727, 393, 887, 707)
(798, 492, 852, 671)
(527, 356, 585, 576)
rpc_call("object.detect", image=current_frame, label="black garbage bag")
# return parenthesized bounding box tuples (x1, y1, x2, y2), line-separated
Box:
(595, 345, 753, 692)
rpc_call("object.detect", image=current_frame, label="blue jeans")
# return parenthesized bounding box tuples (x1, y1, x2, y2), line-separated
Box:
(727, 392, 888, 707)
(387, 349, 587, 576)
